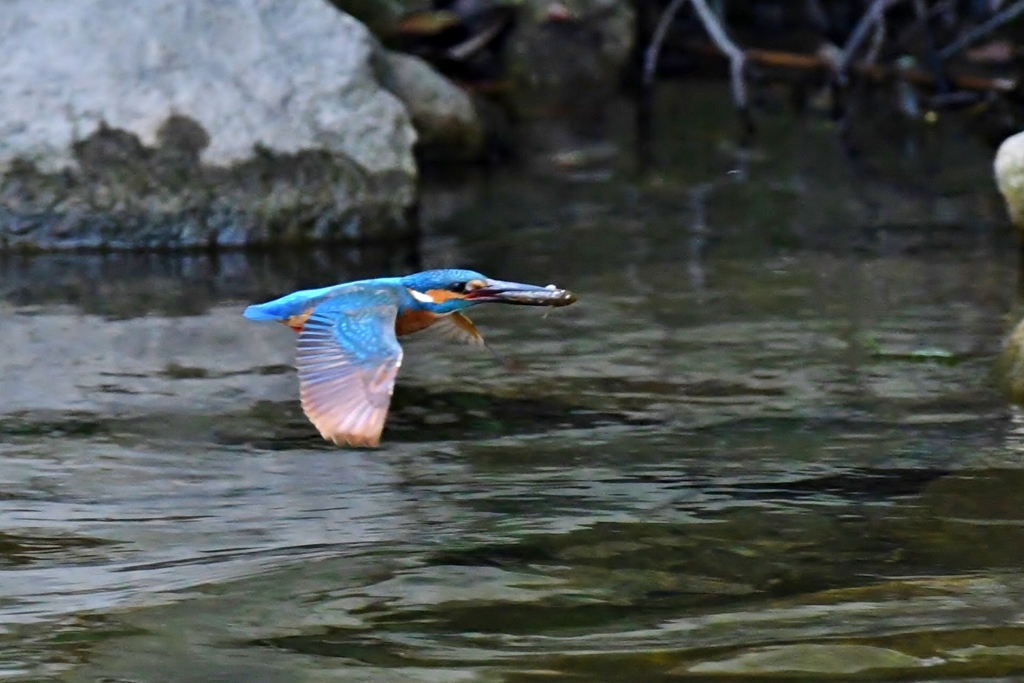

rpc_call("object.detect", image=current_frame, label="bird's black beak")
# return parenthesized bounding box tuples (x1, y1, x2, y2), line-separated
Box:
(464, 279, 577, 306)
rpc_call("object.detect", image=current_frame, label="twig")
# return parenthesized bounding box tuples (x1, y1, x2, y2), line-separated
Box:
(683, 41, 1018, 92)
(446, 17, 508, 61)
(864, 13, 887, 66)
(838, 0, 906, 80)
(937, 0, 1024, 61)
(643, 0, 687, 88)
(642, 0, 749, 126)
(689, 0, 747, 110)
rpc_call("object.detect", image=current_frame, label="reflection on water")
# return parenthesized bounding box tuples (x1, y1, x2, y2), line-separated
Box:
(2, 84, 1023, 681)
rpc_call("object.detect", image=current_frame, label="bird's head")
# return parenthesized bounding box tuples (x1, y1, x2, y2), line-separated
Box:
(400, 269, 577, 313)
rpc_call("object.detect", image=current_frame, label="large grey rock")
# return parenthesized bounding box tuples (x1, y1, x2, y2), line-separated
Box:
(374, 50, 484, 160)
(0, 0, 418, 249)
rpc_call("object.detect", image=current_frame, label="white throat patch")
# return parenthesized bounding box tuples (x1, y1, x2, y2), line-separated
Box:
(408, 288, 433, 303)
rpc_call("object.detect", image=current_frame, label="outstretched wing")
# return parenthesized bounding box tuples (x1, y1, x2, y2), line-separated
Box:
(396, 311, 485, 346)
(423, 312, 485, 346)
(437, 312, 485, 345)
(296, 288, 404, 447)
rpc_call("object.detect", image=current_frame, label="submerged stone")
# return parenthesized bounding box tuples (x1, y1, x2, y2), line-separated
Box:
(995, 317, 1024, 403)
(682, 643, 927, 675)
(0, 0, 419, 250)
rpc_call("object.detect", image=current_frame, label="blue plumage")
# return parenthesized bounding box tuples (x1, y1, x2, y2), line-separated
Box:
(399, 269, 487, 292)
(295, 288, 404, 447)
(244, 271, 492, 324)
(243, 280, 403, 322)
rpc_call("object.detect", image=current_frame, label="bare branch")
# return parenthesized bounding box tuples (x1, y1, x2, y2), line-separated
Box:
(683, 40, 1018, 92)
(864, 12, 887, 66)
(643, 0, 687, 87)
(643, 0, 748, 111)
(838, 0, 906, 79)
(938, 0, 1024, 61)
(690, 0, 747, 109)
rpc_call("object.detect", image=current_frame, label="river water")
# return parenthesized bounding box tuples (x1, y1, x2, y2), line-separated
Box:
(2, 84, 1024, 681)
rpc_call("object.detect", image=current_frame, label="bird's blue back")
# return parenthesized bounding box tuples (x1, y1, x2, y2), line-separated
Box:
(243, 269, 487, 322)
(243, 277, 407, 322)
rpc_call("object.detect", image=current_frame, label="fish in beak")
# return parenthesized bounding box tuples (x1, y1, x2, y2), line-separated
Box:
(464, 280, 577, 306)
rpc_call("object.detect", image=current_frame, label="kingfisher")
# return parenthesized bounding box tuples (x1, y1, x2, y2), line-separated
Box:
(243, 269, 577, 447)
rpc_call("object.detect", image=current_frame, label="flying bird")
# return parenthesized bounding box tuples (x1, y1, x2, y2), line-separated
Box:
(244, 269, 577, 447)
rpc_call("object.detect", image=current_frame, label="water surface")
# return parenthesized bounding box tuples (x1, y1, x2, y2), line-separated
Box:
(1, 84, 1022, 682)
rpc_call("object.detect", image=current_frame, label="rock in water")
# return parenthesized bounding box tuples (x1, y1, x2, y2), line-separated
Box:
(683, 644, 926, 675)
(374, 51, 484, 161)
(994, 131, 1024, 404)
(0, 0, 418, 250)
(996, 316, 1024, 404)
(995, 131, 1024, 236)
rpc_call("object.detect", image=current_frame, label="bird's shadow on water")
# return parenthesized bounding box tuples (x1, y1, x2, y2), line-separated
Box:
(217, 385, 662, 450)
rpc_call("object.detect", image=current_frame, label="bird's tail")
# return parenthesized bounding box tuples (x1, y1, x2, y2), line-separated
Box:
(243, 302, 285, 321)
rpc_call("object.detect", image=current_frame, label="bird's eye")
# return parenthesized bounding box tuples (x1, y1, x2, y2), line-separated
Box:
(451, 279, 486, 293)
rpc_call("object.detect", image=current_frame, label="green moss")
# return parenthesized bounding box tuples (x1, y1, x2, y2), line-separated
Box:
(0, 118, 412, 251)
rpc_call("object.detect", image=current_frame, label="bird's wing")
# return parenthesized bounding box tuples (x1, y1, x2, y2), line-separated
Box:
(296, 287, 404, 447)
(430, 312, 485, 346)
(243, 283, 345, 323)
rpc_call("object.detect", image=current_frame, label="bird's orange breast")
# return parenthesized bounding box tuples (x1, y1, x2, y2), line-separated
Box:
(395, 309, 441, 336)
